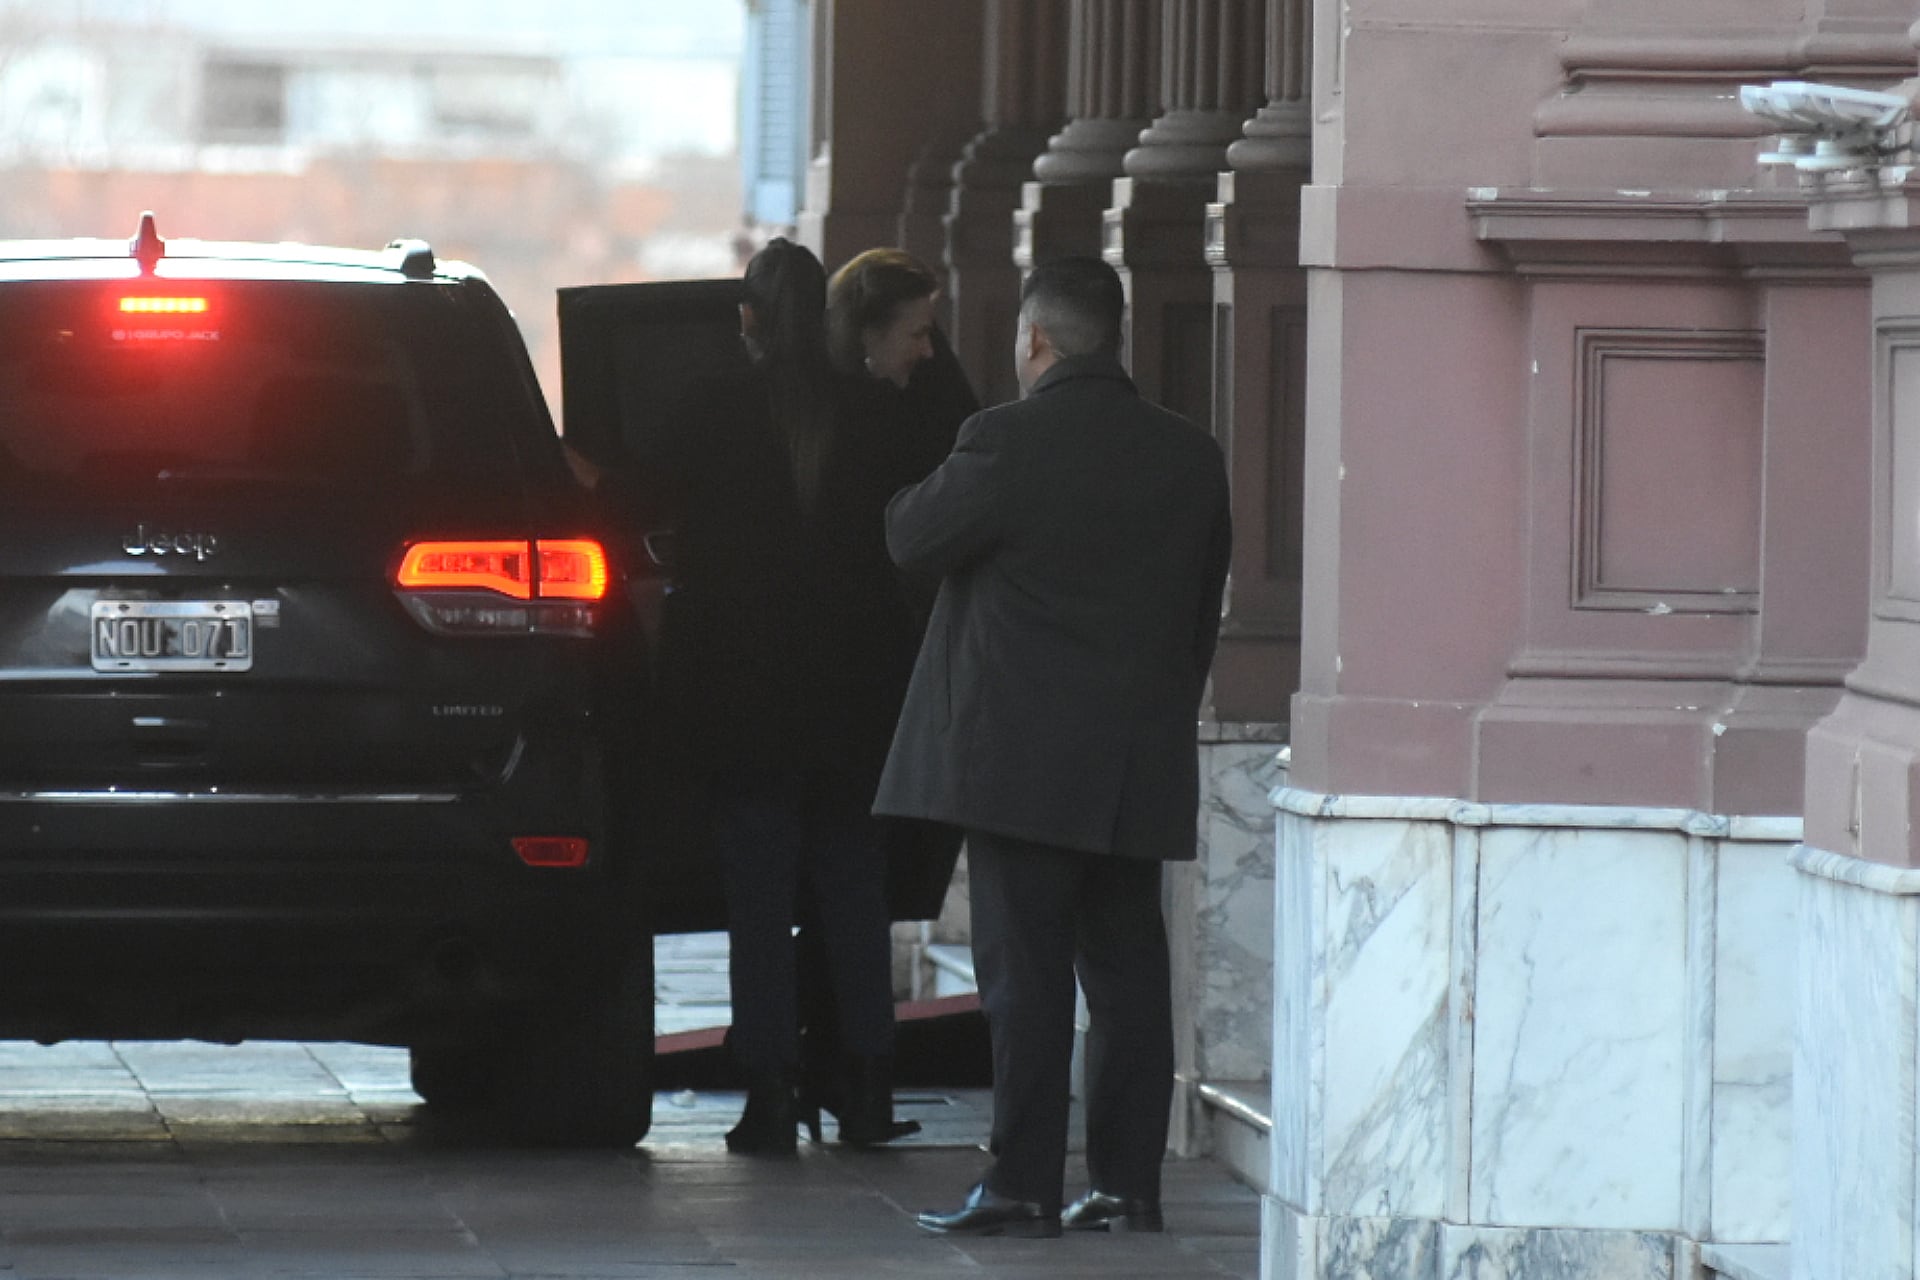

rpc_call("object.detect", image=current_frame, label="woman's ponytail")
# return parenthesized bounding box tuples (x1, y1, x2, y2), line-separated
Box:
(743, 238, 836, 516)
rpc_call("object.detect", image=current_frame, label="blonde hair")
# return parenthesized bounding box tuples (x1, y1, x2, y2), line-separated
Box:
(826, 249, 938, 377)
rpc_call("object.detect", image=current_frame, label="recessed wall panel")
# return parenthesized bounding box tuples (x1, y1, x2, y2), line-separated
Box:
(1884, 341, 1920, 606)
(1573, 329, 1763, 613)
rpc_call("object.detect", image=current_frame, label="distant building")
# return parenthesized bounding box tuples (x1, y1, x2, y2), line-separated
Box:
(0, 0, 747, 418)
(740, 0, 809, 228)
(0, 3, 740, 167)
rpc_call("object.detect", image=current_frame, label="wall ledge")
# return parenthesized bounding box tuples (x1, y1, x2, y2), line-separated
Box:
(1791, 843, 1920, 894)
(1272, 784, 1802, 842)
(1468, 186, 1856, 275)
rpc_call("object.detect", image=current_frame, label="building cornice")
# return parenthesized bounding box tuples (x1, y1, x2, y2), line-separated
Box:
(1469, 186, 1856, 276)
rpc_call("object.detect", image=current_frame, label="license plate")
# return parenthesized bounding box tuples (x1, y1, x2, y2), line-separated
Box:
(91, 600, 254, 672)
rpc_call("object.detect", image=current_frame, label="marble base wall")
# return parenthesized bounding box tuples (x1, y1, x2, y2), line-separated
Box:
(1264, 1199, 1697, 1280)
(1790, 846, 1920, 1280)
(1169, 725, 1286, 1155)
(1265, 788, 1800, 1279)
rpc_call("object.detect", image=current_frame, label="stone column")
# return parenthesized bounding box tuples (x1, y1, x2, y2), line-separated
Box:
(1168, 0, 1304, 1176)
(944, 0, 1070, 406)
(797, 0, 985, 275)
(1016, 0, 1161, 270)
(1107, 0, 1265, 427)
(1792, 163, 1920, 1280)
(898, 131, 977, 335)
(1206, 0, 1309, 723)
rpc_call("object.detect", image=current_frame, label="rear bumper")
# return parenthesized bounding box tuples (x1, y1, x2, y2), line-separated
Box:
(0, 765, 628, 1043)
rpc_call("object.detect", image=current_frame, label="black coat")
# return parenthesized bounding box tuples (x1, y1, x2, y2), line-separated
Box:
(657, 353, 971, 786)
(873, 355, 1232, 862)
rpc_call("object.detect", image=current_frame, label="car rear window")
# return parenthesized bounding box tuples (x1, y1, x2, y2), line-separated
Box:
(0, 277, 543, 494)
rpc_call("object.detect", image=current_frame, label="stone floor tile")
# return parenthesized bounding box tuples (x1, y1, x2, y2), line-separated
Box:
(112, 1042, 342, 1095)
(0, 1092, 153, 1113)
(0, 1111, 170, 1141)
(0, 1033, 1261, 1280)
(0, 1042, 123, 1069)
(4, 1242, 246, 1280)
(4, 1226, 234, 1247)
(0, 1195, 225, 1233)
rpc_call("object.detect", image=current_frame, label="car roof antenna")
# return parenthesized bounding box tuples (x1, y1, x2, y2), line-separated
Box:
(130, 211, 165, 275)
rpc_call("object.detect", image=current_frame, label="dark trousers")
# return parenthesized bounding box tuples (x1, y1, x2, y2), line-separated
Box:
(966, 831, 1173, 1210)
(716, 769, 895, 1074)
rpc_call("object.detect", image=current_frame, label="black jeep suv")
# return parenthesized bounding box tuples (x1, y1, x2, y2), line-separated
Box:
(0, 216, 650, 1145)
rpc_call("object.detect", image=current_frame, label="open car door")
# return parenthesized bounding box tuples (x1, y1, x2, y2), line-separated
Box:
(558, 280, 960, 935)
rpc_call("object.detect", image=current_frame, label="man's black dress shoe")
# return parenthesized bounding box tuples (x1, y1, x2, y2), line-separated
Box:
(916, 1182, 1062, 1238)
(1061, 1190, 1165, 1232)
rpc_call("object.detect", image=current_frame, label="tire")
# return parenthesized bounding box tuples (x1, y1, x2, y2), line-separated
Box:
(408, 1037, 501, 1112)
(492, 939, 656, 1148)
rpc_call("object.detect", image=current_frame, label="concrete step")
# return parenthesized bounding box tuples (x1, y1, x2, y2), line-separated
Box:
(1701, 1243, 1788, 1280)
(1196, 1080, 1271, 1195)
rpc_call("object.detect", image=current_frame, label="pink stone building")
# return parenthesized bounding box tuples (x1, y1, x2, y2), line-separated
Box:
(794, 2, 1920, 1278)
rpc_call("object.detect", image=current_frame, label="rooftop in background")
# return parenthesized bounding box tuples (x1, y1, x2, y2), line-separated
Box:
(0, 1, 743, 168)
(6, 0, 744, 59)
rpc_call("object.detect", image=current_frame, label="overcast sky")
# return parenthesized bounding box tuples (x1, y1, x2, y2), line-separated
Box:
(18, 0, 744, 58)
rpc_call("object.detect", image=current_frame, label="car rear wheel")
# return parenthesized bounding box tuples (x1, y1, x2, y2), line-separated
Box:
(490, 938, 656, 1148)
(408, 1037, 500, 1112)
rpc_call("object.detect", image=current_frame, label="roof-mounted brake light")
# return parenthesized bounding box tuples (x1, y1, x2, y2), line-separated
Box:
(129, 211, 164, 275)
(119, 296, 209, 314)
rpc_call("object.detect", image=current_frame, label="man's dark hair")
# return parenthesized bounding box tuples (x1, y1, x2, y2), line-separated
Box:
(1020, 256, 1125, 359)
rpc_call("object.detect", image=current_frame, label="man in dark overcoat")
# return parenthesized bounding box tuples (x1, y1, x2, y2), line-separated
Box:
(876, 256, 1232, 1238)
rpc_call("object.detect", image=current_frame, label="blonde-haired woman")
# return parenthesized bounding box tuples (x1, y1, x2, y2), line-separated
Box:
(783, 249, 977, 1145)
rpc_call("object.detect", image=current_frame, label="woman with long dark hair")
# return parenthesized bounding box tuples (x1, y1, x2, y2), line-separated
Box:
(671, 238, 931, 1154)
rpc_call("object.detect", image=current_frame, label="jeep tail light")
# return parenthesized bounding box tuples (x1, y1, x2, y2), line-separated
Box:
(533, 540, 610, 600)
(395, 538, 608, 637)
(398, 541, 534, 598)
(513, 836, 590, 868)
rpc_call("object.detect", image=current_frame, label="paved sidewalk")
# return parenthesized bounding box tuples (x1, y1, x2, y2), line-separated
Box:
(0, 1035, 1261, 1279)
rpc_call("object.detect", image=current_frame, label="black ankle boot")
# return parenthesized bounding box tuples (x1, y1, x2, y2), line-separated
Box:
(835, 1055, 920, 1147)
(797, 1031, 844, 1144)
(725, 1072, 799, 1156)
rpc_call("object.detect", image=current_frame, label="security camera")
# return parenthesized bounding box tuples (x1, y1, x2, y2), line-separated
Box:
(1740, 80, 1913, 171)
(1740, 81, 1909, 131)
